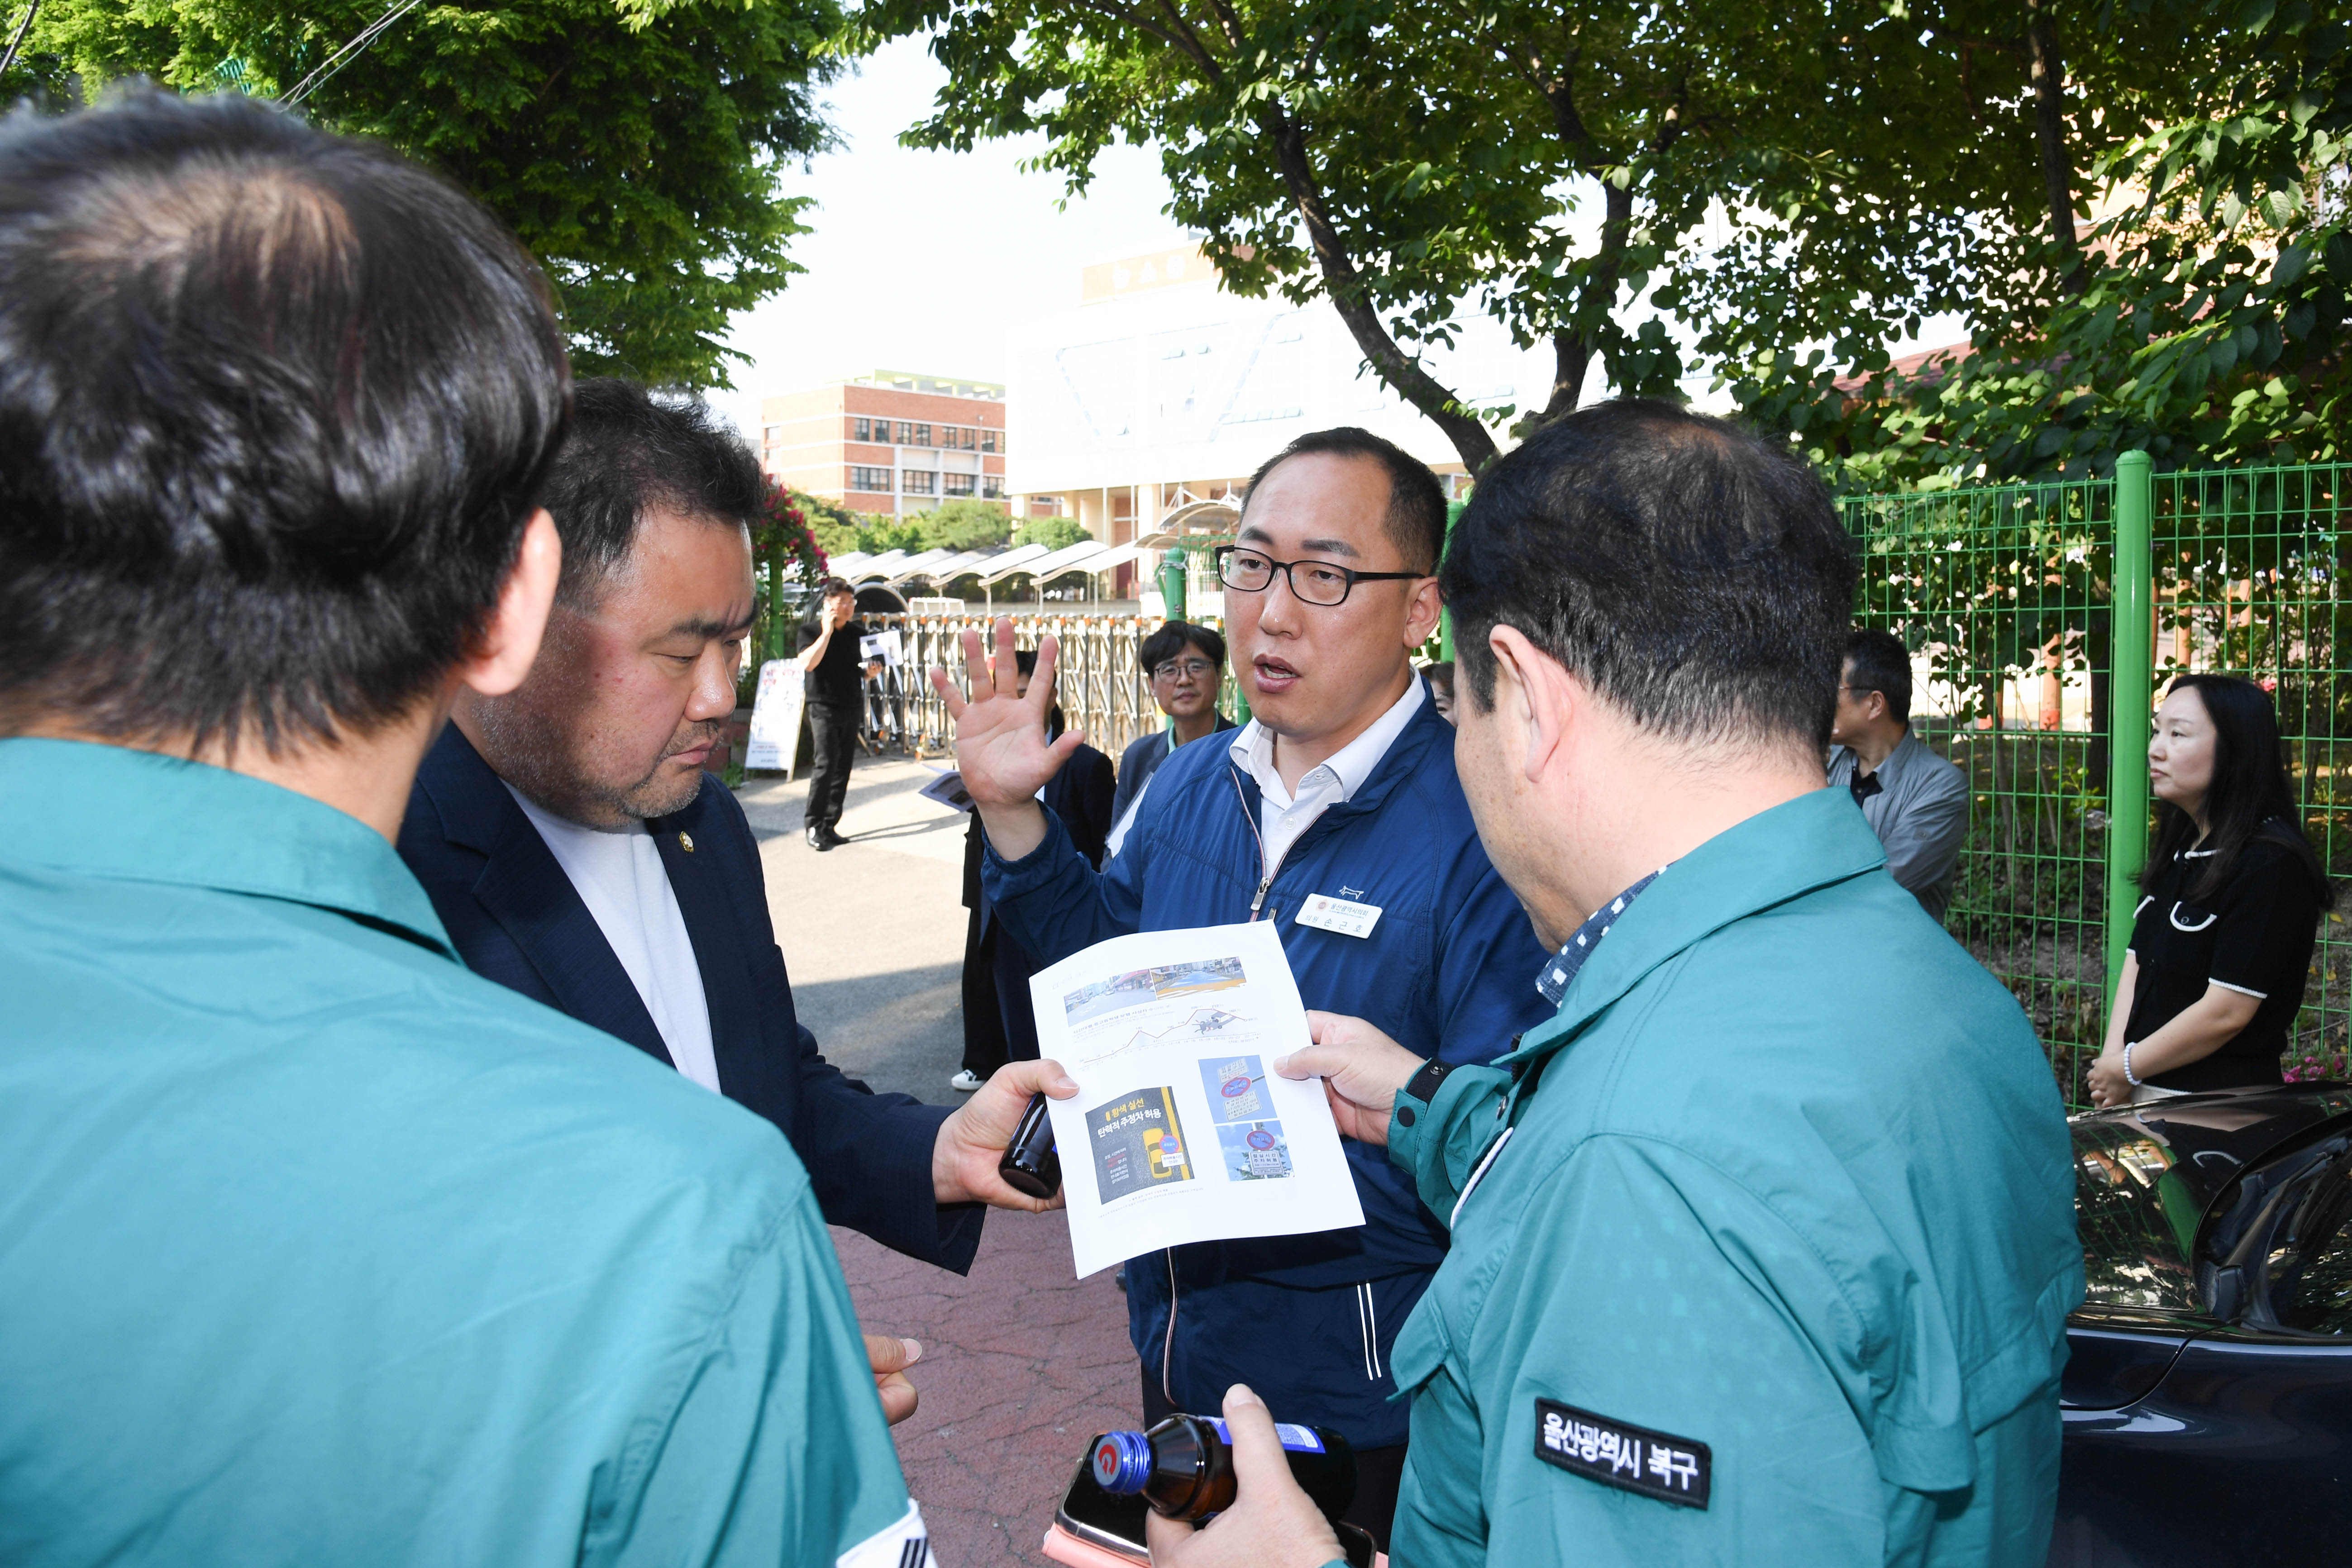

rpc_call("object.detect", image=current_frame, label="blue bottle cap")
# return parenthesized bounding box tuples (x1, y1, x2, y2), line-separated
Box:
(1092, 1430, 1153, 1494)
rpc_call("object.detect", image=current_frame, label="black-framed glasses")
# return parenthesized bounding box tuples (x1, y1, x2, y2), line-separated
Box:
(1152, 658, 1217, 681)
(1214, 545, 1426, 607)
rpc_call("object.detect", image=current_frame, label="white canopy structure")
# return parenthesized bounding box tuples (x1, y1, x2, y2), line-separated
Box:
(845, 550, 910, 583)
(1069, 542, 1149, 579)
(1023, 540, 1112, 583)
(888, 548, 990, 586)
(970, 543, 1052, 588)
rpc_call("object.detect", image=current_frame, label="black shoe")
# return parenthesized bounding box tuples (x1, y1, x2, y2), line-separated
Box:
(806, 824, 835, 852)
(818, 824, 849, 849)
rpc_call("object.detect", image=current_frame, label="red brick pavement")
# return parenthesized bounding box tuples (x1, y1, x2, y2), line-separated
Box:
(832, 1209, 1142, 1567)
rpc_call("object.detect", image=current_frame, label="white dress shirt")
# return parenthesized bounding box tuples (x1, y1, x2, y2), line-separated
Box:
(1229, 674, 1426, 878)
(506, 785, 722, 1093)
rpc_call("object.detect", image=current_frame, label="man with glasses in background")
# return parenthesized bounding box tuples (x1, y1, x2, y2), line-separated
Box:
(931, 428, 1551, 1550)
(1107, 620, 1239, 858)
(1827, 628, 1969, 923)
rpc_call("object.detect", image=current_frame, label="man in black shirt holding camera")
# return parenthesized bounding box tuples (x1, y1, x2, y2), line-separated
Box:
(796, 577, 878, 851)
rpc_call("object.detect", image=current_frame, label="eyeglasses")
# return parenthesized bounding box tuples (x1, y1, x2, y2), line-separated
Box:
(1214, 545, 1426, 607)
(1152, 658, 1217, 681)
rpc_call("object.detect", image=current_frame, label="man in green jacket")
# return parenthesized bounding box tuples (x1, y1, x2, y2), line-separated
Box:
(1150, 400, 2082, 1568)
(0, 92, 973, 1566)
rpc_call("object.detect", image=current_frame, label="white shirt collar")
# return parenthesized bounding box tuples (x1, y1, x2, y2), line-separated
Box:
(1229, 672, 1427, 811)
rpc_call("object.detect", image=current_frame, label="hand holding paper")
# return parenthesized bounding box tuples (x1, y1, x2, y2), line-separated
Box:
(1026, 920, 1365, 1278)
(1276, 1012, 1427, 1148)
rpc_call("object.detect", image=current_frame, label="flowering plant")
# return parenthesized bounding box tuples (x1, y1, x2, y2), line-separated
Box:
(753, 482, 828, 589)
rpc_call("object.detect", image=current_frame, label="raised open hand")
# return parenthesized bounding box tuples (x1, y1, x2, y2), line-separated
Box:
(928, 617, 1086, 812)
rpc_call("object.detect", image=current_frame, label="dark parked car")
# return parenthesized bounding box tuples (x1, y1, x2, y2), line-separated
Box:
(2054, 1082, 2352, 1564)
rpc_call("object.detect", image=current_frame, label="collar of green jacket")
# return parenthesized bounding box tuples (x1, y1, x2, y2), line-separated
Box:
(0, 737, 455, 958)
(1502, 786, 1889, 1072)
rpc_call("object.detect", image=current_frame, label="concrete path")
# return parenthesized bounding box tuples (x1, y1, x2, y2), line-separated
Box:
(738, 752, 1144, 1566)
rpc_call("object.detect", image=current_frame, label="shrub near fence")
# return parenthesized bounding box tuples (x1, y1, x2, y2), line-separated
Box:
(1844, 457, 2352, 1106)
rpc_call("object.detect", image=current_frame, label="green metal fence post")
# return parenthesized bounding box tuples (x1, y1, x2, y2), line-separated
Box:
(2104, 451, 2156, 1014)
(1158, 544, 1187, 624)
(1438, 498, 1465, 660)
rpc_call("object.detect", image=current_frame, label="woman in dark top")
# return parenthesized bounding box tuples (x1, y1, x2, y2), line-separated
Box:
(2090, 674, 2329, 1106)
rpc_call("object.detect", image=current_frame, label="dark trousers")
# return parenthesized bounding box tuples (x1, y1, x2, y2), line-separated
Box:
(1139, 1367, 1405, 1553)
(804, 700, 859, 829)
(959, 912, 1043, 1077)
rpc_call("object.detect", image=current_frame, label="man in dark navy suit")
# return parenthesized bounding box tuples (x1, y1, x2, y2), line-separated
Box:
(398, 380, 1073, 1285)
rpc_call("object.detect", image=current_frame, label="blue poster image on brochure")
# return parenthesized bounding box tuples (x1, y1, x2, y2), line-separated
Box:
(1198, 1055, 1266, 1123)
(1217, 1120, 1292, 1181)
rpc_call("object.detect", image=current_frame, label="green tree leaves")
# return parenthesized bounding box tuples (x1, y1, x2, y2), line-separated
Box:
(26, 0, 841, 386)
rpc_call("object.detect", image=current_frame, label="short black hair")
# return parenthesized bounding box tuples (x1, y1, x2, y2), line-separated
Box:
(1241, 427, 1446, 576)
(1445, 400, 1858, 752)
(0, 90, 568, 752)
(542, 380, 765, 607)
(820, 577, 855, 599)
(1138, 621, 1226, 673)
(1843, 629, 1914, 725)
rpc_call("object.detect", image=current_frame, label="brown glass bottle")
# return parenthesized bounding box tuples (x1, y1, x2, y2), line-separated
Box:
(1090, 1411, 1355, 1523)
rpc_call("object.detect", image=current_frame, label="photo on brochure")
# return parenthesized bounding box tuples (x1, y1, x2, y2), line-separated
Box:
(1085, 1087, 1193, 1201)
(1216, 1120, 1293, 1181)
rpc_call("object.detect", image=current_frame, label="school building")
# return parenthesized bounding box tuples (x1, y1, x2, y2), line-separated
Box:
(759, 370, 1011, 517)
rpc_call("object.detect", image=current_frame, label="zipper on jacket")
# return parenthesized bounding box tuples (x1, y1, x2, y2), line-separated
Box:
(1249, 876, 1272, 919)
(1161, 1251, 1180, 1406)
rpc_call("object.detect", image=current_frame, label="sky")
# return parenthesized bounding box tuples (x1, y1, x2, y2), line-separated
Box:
(710, 35, 1180, 439)
(709, 36, 1970, 446)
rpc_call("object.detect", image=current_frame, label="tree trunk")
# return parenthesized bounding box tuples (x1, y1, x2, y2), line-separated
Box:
(1530, 179, 1635, 431)
(2024, 0, 2085, 292)
(1259, 109, 1501, 472)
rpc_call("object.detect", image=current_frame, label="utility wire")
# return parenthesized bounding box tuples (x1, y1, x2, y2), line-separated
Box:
(0, 0, 43, 83)
(282, 0, 421, 107)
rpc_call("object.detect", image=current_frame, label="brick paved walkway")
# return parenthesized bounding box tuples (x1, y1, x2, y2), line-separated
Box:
(832, 1210, 1141, 1566)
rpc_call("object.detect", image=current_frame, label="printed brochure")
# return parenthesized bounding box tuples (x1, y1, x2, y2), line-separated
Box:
(1029, 919, 1364, 1277)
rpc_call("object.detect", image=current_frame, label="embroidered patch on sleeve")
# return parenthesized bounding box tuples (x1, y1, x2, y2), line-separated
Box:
(1533, 1397, 1710, 1510)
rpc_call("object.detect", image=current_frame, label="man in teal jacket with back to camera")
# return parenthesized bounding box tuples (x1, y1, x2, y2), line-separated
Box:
(0, 91, 940, 1566)
(1150, 400, 2083, 1568)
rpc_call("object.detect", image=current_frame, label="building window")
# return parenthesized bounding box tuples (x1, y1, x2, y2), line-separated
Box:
(962, 427, 978, 450)
(943, 472, 976, 497)
(913, 423, 932, 447)
(849, 466, 892, 492)
(981, 429, 997, 453)
(895, 421, 914, 443)
(983, 476, 1005, 498)
(854, 415, 872, 441)
(901, 469, 938, 496)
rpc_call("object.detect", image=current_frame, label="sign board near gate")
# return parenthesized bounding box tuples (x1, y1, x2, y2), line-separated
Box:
(744, 659, 806, 778)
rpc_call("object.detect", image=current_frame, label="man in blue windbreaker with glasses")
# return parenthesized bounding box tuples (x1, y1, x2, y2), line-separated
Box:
(931, 427, 1551, 1549)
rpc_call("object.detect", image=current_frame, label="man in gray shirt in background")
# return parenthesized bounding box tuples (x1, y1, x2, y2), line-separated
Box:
(1828, 628, 1970, 922)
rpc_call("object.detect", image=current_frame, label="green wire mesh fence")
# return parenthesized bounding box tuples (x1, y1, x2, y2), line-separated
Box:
(1845, 457, 2349, 1107)
(1842, 477, 2119, 1104)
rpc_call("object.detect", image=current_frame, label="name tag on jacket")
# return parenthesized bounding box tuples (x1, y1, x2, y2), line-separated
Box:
(1296, 893, 1383, 939)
